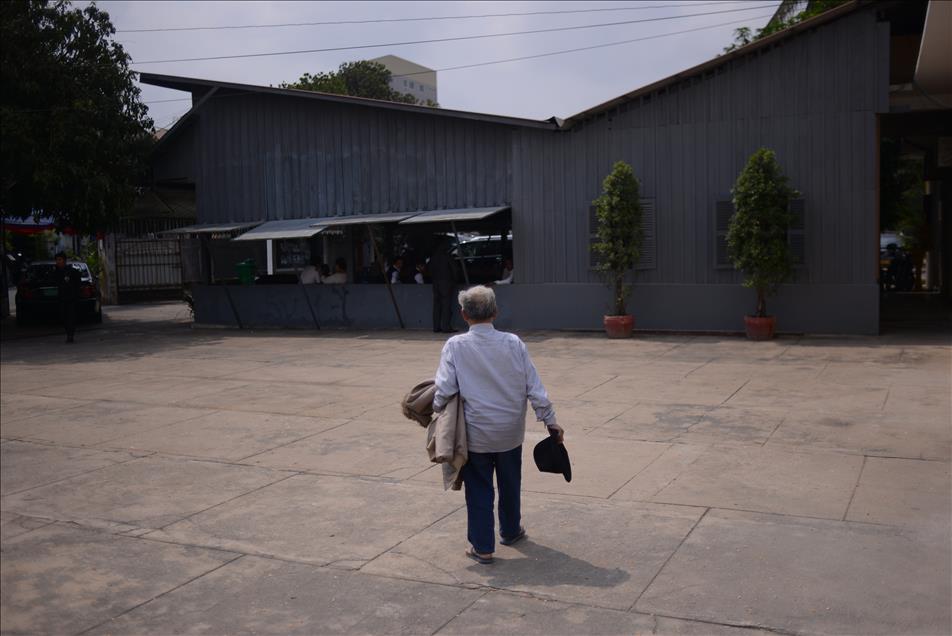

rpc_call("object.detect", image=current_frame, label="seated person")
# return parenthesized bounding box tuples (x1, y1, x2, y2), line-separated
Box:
(323, 258, 348, 284)
(299, 257, 323, 284)
(387, 256, 405, 285)
(414, 261, 426, 284)
(494, 258, 514, 285)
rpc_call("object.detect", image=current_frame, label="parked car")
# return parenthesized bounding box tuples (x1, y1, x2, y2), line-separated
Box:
(452, 234, 512, 284)
(15, 261, 102, 326)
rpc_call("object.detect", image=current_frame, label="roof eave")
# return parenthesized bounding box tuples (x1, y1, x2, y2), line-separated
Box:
(139, 73, 556, 132)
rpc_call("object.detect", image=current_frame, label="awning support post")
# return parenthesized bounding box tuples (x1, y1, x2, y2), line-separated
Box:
(299, 283, 321, 331)
(222, 285, 243, 329)
(451, 220, 470, 286)
(367, 224, 405, 329)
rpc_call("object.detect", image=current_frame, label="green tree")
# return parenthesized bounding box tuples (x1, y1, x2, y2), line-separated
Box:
(724, 0, 849, 52)
(881, 142, 927, 289)
(727, 148, 798, 317)
(593, 161, 643, 316)
(1, 0, 154, 233)
(281, 60, 438, 107)
(880, 137, 923, 231)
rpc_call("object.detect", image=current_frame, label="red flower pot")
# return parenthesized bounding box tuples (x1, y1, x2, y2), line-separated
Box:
(604, 314, 634, 339)
(744, 315, 776, 340)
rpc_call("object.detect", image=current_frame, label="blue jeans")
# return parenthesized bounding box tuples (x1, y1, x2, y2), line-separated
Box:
(461, 445, 522, 554)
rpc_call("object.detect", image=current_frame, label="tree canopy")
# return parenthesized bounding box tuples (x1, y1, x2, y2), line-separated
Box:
(281, 60, 438, 107)
(1, 0, 154, 233)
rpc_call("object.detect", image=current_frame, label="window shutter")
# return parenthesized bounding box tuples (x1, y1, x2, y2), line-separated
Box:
(636, 198, 656, 270)
(588, 205, 601, 268)
(788, 198, 805, 266)
(588, 200, 656, 270)
(714, 199, 734, 268)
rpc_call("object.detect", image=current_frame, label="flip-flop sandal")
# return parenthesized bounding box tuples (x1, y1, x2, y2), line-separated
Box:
(500, 527, 527, 546)
(465, 547, 494, 565)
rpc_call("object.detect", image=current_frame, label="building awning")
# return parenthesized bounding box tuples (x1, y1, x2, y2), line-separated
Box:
(914, 0, 952, 97)
(312, 212, 418, 226)
(232, 218, 327, 241)
(398, 206, 510, 225)
(1, 216, 56, 235)
(163, 221, 260, 235)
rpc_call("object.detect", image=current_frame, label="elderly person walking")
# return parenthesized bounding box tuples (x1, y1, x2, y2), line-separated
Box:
(433, 285, 563, 565)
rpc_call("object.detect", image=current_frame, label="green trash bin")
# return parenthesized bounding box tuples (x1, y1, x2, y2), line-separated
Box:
(236, 259, 256, 285)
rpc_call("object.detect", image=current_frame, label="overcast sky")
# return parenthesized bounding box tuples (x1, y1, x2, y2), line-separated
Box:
(85, 0, 780, 129)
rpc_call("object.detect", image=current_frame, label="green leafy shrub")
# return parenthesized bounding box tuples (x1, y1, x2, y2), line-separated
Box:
(593, 161, 643, 316)
(727, 148, 798, 317)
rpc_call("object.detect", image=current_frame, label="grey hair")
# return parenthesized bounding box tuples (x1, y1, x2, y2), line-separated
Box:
(458, 285, 497, 321)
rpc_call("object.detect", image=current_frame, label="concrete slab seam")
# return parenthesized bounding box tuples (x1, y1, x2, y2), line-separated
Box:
(628, 507, 711, 613)
(0, 515, 57, 542)
(0, 446, 157, 498)
(719, 379, 751, 406)
(682, 359, 715, 378)
(88, 408, 222, 449)
(359, 502, 467, 573)
(640, 447, 712, 501)
(150, 472, 299, 533)
(637, 609, 801, 636)
(429, 590, 491, 635)
(645, 502, 898, 529)
(74, 553, 246, 636)
(0, 394, 100, 422)
(581, 401, 641, 436)
(230, 417, 359, 463)
(130, 532, 342, 568)
(606, 444, 675, 500)
(760, 415, 787, 447)
(842, 455, 869, 521)
(0, 435, 155, 457)
(570, 374, 619, 400)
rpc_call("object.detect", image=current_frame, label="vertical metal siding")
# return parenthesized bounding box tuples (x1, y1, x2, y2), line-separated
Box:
(163, 10, 888, 291)
(513, 9, 887, 286)
(194, 96, 514, 222)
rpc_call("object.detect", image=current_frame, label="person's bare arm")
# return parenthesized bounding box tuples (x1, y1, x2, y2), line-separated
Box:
(523, 341, 563, 442)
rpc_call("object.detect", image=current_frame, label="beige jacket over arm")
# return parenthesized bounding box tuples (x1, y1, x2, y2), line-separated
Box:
(401, 379, 468, 490)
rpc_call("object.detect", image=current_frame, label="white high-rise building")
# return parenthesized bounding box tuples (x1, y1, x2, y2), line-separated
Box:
(371, 55, 438, 104)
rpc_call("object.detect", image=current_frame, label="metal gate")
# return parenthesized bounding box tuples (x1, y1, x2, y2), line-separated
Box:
(116, 238, 183, 294)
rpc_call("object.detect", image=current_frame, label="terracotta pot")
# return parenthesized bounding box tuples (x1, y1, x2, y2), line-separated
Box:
(744, 315, 776, 341)
(604, 314, 634, 339)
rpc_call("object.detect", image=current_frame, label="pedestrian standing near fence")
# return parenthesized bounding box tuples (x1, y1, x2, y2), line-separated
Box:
(428, 238, 456, 333)
(53, 251, 79, 343)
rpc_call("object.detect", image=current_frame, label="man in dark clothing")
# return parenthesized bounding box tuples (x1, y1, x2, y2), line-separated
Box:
(53, 252, 80, 343)
(428, 239, 457, 333)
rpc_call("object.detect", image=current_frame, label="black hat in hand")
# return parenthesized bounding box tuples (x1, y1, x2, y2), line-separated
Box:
(533, 431, 571, 482)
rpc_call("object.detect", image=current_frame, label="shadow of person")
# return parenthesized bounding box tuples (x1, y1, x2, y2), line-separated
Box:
(475, 539, 630, 589)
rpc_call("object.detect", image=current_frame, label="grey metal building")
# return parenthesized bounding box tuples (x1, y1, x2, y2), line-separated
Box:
(145, 0, 949, 334)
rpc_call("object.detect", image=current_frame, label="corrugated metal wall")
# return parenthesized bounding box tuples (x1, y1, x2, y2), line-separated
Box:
(153, 121, 197, 184)
(513, 9, 890, 286)
(191, 96, 514, 223)
(153, 8, 890, 295)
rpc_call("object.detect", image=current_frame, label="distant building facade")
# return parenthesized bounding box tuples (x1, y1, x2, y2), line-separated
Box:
(143, 1, 949, 335)
(371, 55, 438, 104)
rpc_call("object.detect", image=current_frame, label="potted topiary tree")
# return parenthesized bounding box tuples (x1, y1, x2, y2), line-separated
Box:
(727, 148, 798, 340)
(593, 161, 643, 338)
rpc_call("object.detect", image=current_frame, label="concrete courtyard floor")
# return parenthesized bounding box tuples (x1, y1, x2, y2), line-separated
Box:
(1, 303, 950, 636)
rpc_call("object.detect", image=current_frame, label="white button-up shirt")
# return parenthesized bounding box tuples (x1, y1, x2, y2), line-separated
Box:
(433, 323, 557, 453)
